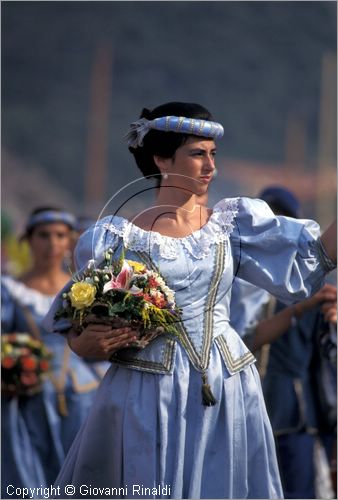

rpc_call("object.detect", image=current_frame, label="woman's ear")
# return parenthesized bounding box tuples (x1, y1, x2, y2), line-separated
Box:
(153, 155, 171, 173)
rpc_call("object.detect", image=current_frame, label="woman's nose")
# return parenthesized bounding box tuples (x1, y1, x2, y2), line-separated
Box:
(204, 154, 215, 170)
(48, 235, 60, 249)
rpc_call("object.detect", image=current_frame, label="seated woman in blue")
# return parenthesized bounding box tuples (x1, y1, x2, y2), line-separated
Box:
(1, 208, 109, 498)
(44, 102, 336, 499)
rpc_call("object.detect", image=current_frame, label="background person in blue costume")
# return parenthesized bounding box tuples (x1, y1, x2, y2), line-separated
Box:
(230, 186, 337, 498)
(1, 207, 109, 498)
(230, 187, 336, 356)
(250, 187, 336, 499)
(44, 102, 337, 499)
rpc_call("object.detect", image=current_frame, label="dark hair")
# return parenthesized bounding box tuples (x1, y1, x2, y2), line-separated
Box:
(258, 186, 301, 219)
(267, 202, 296, 219)
(24, 206, 72, 239)
(128, 102, 214, 185)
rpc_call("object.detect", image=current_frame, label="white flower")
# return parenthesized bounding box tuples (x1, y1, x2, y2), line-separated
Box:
(145, 270, 156, 278)
(87, 259, 96, 269)
(156, 277, 165, 287)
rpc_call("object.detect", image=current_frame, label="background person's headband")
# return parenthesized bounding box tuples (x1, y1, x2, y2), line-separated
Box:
(25, 210, 77, 234)
(125, 116, 224, 148)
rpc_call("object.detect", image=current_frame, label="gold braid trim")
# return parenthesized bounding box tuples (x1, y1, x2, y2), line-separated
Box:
(214, 335, 255, 374)
(201, 240, 225, 370)
(136, 244, 225, 373)
(111, 337, 176, 374)
(47, 345, 71, 417)
(69, 371, 99, 393)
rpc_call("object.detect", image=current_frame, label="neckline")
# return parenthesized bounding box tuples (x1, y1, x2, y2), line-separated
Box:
(102, 197, 240, 260)
(125, 212, 216, 240)
(2, 275, 56, 300)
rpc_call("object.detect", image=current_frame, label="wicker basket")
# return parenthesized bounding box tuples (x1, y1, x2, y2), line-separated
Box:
(1, 382, 44, 398)
(72, 303, 165, 349)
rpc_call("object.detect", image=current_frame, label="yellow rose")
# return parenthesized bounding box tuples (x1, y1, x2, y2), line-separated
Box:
(69, 282, 96, 310)
(126, 260, 145, 273)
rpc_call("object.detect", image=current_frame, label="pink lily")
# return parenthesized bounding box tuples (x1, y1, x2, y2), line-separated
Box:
(103, 261, 141, 294)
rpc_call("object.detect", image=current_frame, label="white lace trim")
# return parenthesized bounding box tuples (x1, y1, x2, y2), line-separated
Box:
(1, 276, 56, 317)
(102, 197, 240, 260)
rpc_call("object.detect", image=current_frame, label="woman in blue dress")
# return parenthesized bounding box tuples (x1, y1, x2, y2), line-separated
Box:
(1, 208, 108, 498)
(44, 102, 336, 499)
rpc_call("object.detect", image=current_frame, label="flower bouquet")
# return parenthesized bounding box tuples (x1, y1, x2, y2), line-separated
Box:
(1, 333, 52, 397)
(54, 249, 182, 349)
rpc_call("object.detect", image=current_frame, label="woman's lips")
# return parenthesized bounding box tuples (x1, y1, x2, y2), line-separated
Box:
(199, 175, 212, 184)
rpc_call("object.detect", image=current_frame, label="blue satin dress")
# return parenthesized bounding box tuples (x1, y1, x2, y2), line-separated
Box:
(1, 276, 109, 498)
(43, 197, 334, 499)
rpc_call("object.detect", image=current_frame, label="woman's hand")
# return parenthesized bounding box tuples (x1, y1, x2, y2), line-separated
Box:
(67, 324, 138, 360)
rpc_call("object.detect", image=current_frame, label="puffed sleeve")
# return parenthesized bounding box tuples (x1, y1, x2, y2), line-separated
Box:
(74, 217, 120, 272)
(42, 217, 120, 333)
(229, 197, 335, 305)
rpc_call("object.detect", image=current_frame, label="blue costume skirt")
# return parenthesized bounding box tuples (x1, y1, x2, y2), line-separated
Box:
(1, 381, 97, 499)
(54, 345, 283, 499)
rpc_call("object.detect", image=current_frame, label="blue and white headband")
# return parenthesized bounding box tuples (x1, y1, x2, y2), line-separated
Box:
(125, 116, 224, 148)
(25, 210, 77, 233)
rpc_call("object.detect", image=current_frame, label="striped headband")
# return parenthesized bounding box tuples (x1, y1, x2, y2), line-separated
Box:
(125, 116, 224, 148)
(25, 211, 77, 233)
